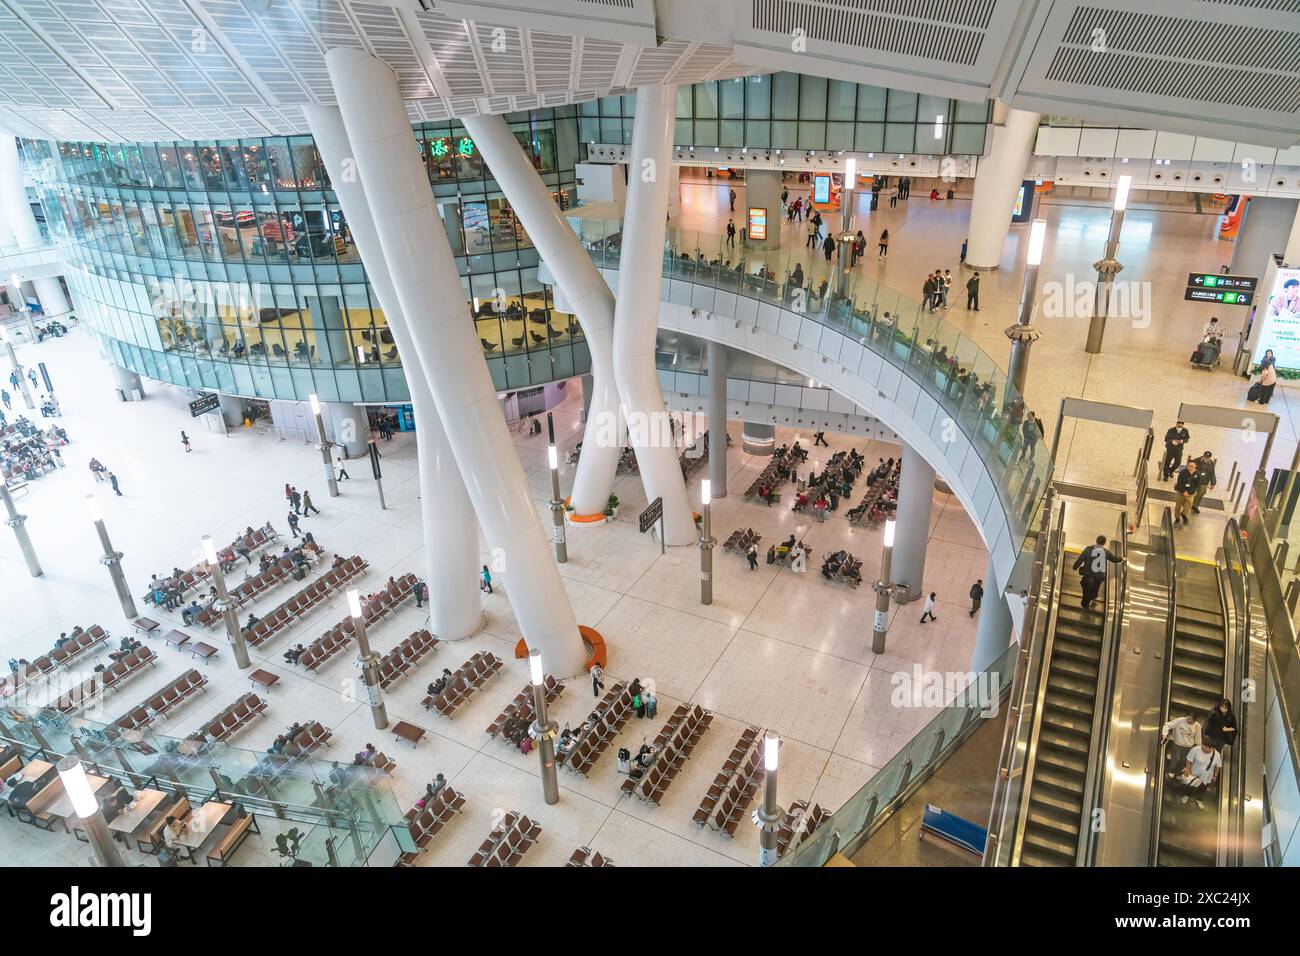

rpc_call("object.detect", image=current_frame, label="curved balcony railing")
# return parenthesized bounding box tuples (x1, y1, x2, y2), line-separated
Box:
(570, 216, 1053, 546)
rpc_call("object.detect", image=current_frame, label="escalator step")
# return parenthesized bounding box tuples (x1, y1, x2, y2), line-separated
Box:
(1022, 830, 1077, 864)
(1038, 745, 1089, 776)
(1047, 671, 1099, 698)
(1032, 763, 1087, 798)
(1026, 806, 1081, 839)
(1042, 706, 1095, 735)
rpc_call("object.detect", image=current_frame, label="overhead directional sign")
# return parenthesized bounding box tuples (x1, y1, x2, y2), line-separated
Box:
(1185, 287, 1254, 306)
(1187, 272, 1256, 292)
(188, 393, 220, 417)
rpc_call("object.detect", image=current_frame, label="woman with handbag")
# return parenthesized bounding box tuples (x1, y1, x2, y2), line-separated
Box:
(1251, 349, 1278, 404)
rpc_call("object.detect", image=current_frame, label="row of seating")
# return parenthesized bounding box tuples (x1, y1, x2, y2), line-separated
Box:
(113, 669, 209, 731)
(744, 444, 800, 499)
(356, 749, 398, 774)
(165, 522, 279, 595)
(198, 693, 268, 743)
(820, 550, 863, 587)
(776, 801, 832, 858)
(195, 557, 294, 626)
(468, 811, 542, 867)
(354, 573, 420, 627)
(297, 569, 413, 669)
(722, 527, 761, 554)
(567, 846, 616, 867)
(15, 626, 109, 689)
(423, 652, 504, 716)
(280, 720, 332, 757)
(397, 783, 467, 864)
(847, 461, 899, 526)
(51, 647, 158, 715)
(693, 725, 762, 831)
(705, 732, 772, 837)
(563, 682, 632, 776)
(622, 703, 713, 803)
(377, 629, 440, 689)
(245, 556, 368, 647)
(485, 675, 564, 740)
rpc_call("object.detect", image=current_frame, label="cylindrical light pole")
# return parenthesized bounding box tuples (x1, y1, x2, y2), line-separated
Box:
(86, 494, 137, 619)
(528, 648, 560, 805)
(348, 588, 388, 729)
(309, 394, 340, 498)
(1005, 218, 1047, 404)
(0, 481, 41, 576)
(699, 478, 715, 605)
(547, 412, 567, 564)
(836, 158, 857, 299)
(751, 730, 782, 866)
(872, 518, 896, 654)
(1085, 175, 1130, 355)
(56, 755, 123, 867)
(202, 534, 250, 669)
(0, 325, 34, 409)
(368, 441, 386, 510)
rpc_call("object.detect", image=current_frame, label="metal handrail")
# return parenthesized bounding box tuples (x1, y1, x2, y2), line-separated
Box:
(1006, 499, 1069, 866)
(982, 487, 1057, 865)
(1213, 537, 1239, 867)
(1079, 511, 1128, 865)
(1224, 518, 1252, 865)
(1147, 507, 1179, 865)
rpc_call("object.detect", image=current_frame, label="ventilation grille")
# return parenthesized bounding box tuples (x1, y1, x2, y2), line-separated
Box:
(1198, 0, 1300, 9)
(1049, 7, 1300, 112)
(750, 0, 995, 65)
(576, 0, 637, 6)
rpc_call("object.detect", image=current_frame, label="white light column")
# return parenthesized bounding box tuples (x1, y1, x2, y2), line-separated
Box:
(891, 444, 936, 603)
(304, 105, 481, 640)
(964, 105, 1042, 271)
(0, 136, 72, 320)
(461, 114, 620, 518)
(325, 51, 585, 675)
(1085, 175, 1130, 355)
(613, 84, 697, 546)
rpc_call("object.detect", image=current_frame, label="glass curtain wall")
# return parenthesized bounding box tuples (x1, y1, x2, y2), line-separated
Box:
(20, 110, 584, 400)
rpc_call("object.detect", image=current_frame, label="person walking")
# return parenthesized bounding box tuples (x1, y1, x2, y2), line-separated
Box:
(289, 488, 302, 514)
(726, 219, 736, 247)
(181, 430, 191, 453)
(287, 511, 301, 538)
(969, 579, 983, 617)
(1072, 534, 1123, 609)
(301, 489, 321, 516)
(590, 661, 605, 697)
(1, 389, 9, 411)
(922, 273, 937, 311)
(336, 456, 350, 480)
(746, 542, 759, 570)
(89, 457, 104, 482)
(1256, 353, 1278, 405)
(412, 579, 426, 608)
(966, 271, 980, 311)
(960, 238, 968, 264)
(1174, 460, 1199, 527)
(807, 220, 819, 250)
(919, 592, 937, 623)
(285, 482, 293, 507)
(878, 229, 889, 260)
(1161, 420, 1190, 481)
(480, 564, 493, 594)
(1018, 411, 1044, 462)
(887, 184, 898, 208)
(728, 188, 737, 212)
(793, 197, 803, 222)
(1161, 711, 1203, 779)
(822, 233, 836, 263)
(108, 471, 121, 496)
(899, 177, 910, 199)
(1192, 451, 1217, 513)
(813, 430, 828, 447)
(940, 269, 953, 309)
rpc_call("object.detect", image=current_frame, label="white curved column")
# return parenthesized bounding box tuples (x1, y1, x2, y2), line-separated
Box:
(971, 554, 1014, 673)
(707, 340, 728, 496)
(305, 104, 481, 641)
(891, 442, 936, 603)
(461, 113, 619, 517)
(612, 84, 697, 545)
(324, 51, 585, 675)
(965, 105, 1041, 271)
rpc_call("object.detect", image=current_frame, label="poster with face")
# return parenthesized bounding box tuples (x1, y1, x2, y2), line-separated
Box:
(1251, 268, 1300, 371)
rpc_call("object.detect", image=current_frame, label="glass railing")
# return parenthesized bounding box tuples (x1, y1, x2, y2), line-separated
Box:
(777, 642, 1018, 867)
(574, 217, 1054, 545)
(0, 696, 411, 866)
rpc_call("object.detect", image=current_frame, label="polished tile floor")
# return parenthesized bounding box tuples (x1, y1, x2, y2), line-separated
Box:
(0, 182, 1284, 866)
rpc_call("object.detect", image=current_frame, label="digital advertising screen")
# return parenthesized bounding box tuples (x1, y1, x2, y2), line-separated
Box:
(1250, 267, 1300, 371)
(748, 207, 767, 241)
(813, 175, 830, 204)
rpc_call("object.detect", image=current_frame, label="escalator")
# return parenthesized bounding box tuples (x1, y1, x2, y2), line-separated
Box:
(1152, 551, 1230, 867)
(1016, 572, 1106, 865)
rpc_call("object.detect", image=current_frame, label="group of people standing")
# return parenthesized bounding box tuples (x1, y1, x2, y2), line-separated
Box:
(1159, 421, 1217, 527)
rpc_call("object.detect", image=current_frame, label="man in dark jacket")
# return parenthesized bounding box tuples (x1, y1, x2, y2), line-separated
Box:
(969, 579, 983, 617)
(966, 272, 980, 311)
(1161, 421, 1190, 481)
(1072, 534, 1124, 609)
(1192, 451, 1217, 514)
(1174, 460, 1199, 526)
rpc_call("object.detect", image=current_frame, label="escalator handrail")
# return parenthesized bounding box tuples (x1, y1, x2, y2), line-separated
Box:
(1212, 539, 1239, 866)
(1079, 511, 1129, 865)
(1147, 507, 1179, 866)
(1222, 517, 1251, 865)
(1006, 499, 1071, 866)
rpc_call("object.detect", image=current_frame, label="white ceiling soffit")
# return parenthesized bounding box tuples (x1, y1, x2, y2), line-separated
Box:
(431, 0, 660, 46)
(730, 0, 1029, 101)
(999, 0, 1300, 148)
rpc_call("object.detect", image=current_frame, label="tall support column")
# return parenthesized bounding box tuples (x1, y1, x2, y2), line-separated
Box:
(579, 373, 594, 424)
(742, 421, 776, 456)
(1085, 176, 1131, 355)
(965, 105, 1041, 271)
(0, 481, 41, 577)
(323, 52, 585, 674)
(0, 137, 72, 320)
(610, 84, 697, 546)
(461, 114, 620, 518)
(971, 555, 1014, 673)
(707, 340, 728, 496)
(891, 443, 935, 603)
(328, 402, 368, 458)
(304, 104, 481, 640)
(743, 169, 783, 251)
